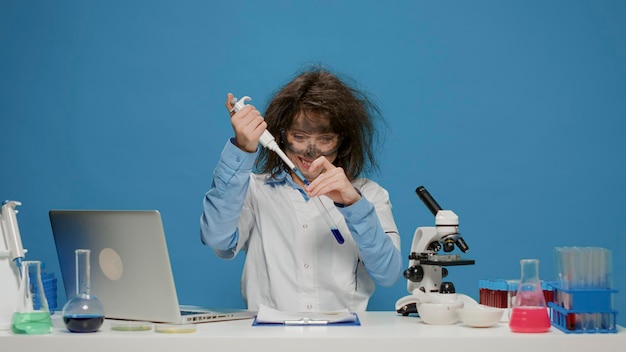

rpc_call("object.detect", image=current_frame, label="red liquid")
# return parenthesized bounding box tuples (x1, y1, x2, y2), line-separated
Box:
(509, 307, 551, 333)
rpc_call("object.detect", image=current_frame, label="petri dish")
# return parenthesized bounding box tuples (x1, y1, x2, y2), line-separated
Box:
(110, 321, 153, 331)
(154, 324, 197, 334)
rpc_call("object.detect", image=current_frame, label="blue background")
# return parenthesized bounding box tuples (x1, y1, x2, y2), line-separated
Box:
(1, 0, 624, 325)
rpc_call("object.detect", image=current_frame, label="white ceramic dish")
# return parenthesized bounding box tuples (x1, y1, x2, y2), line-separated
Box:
(417, 301, 462, 325)
(457, 305, 504, 328)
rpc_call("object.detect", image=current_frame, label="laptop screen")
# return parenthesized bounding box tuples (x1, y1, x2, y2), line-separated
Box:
(50, 210, 183, 323)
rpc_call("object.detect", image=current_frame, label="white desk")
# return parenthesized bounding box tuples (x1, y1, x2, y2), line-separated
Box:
(1, 312, 624, 352)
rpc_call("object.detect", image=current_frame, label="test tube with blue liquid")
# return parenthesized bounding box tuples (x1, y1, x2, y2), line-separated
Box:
(230, 96, 345, 245)
(292, 168, 345, 245)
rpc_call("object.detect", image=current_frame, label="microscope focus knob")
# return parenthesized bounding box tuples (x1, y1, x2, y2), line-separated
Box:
(439, 281, 456, 294)
(403, 265, 424, 283)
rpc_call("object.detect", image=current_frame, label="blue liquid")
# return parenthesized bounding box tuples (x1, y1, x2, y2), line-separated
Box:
(332, 228, 345, 244)
(14, 258, 23, 277)
(63, 314, 104, 333)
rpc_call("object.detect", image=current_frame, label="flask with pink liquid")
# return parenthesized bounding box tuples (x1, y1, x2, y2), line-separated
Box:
(509, 259, 551, 333)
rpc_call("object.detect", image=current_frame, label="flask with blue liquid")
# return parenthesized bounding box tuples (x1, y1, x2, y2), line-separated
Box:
(62, 249, 105, 332)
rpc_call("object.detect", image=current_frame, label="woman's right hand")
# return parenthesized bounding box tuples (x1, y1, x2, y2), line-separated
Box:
(225, 93, 267, 153)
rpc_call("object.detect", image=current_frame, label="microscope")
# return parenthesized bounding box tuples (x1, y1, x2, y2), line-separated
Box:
(395, 186, 475, 316)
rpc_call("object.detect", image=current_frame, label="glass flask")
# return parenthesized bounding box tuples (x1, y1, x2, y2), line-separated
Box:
(11, 261, 53, 334)
(509, 259, 551, 333)
(62, 249, 105, 332)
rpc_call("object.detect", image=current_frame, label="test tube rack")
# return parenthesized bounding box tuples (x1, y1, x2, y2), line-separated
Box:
(478, 279, 555, 310)
(29, 264, 58, 314)
(548, 284, 618, 334)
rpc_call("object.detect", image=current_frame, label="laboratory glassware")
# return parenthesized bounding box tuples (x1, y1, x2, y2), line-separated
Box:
(11, 260, 52, 334)
(62, 249, 105, 332)
(509, 259, 551, 333)
(551, 246, 617, 333)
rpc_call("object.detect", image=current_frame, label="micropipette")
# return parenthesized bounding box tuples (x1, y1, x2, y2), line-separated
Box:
(230, 96, 345, 244)
(1, 200, 26, 277)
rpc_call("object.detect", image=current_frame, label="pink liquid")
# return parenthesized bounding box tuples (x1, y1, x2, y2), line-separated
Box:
(509, 307, 551, 333)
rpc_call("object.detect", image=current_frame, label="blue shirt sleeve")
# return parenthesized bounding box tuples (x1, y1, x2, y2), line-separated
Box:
(200, 139, 257, 257)
(337, 195, 403, 287)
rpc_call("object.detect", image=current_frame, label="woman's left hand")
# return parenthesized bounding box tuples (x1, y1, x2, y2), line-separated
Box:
(305, 156, 361, 206)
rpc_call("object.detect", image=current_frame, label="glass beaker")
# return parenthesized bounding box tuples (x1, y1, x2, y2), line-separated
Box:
(509, 259, 551, 333)
(11, 261, 53, 334)
(61, 249, 105, 332)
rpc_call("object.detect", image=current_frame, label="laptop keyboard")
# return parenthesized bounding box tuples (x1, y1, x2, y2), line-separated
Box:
(181, 310, 207, 316)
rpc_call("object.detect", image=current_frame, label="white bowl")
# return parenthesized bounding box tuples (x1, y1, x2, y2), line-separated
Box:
(457, 305, 504, 328)
(417, 302, 462, 325)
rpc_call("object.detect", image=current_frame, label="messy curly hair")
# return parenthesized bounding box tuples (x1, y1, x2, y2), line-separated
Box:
(256, 66, 386, 181)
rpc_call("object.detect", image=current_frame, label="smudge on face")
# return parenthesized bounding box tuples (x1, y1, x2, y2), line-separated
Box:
(284, 116, 340, 160)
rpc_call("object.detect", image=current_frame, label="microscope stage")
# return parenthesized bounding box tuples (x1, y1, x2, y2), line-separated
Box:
(417, 257, 475, 266)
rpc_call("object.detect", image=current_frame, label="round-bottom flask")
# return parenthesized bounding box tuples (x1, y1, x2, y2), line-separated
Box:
(62, 249, 105, 333)
(509, 259, 551, 333)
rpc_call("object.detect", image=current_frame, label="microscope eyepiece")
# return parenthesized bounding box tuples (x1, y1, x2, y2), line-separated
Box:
(415, 186, 442, 216)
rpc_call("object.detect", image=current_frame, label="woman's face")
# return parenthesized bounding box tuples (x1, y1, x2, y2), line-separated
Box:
(284, 113, 340, 181)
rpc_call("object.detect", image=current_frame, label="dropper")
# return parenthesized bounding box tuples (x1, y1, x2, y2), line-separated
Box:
(230, 96, 344, 244)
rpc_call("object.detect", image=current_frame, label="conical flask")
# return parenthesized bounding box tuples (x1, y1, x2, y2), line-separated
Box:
(509, 259, 551, 332)
(62, 249, 105, 332)
(11, 261, 53, 334)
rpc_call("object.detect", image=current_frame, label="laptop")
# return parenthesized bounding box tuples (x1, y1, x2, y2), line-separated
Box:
(49, 209, 256, 324)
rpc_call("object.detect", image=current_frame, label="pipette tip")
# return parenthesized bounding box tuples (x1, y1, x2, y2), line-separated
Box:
(13, 257, 23, 277)
(292, 168, 309, 186)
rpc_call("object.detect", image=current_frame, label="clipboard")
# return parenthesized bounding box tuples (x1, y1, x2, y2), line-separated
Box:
(252, 313, 361, 326)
